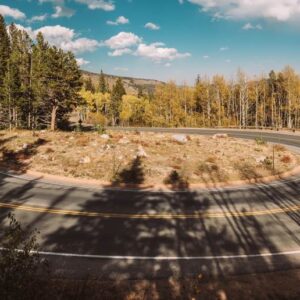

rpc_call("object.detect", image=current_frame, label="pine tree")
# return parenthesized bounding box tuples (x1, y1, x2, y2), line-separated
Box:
(43, 46, 82, 130)
(17, 29, 33, 128)
(31, 32, 49, 129)
(0, 22, 34, 129)
(195, 74, 200, 85)
(98, 69, 108, 94)
(0, 15, 10, 120)
(59, 50, 82, 128)
(4, 24, 23, 130)
(84, 77, 95, 93)
(110, 78, 126, 125)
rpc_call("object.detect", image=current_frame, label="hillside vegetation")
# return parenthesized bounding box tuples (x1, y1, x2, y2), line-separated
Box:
(81, 70, 163, 96)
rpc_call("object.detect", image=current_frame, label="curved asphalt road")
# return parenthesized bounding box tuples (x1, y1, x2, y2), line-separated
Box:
(0, 128, 300, 280)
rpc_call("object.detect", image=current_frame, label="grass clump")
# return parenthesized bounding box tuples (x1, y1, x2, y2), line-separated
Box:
(274, 144, 286, 152)
(262, 157, 273, 170)
(255, 137, 266, 146)
(206, 156, 217, 164)
(235, 162, 261, 180)
(198, 162, 219, 173)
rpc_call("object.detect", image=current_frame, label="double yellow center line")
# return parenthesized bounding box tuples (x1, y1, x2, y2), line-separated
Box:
(1, 202, 300, 219)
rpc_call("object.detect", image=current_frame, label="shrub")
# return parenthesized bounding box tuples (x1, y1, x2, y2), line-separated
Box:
(235, 162, 261, 180)
(0, 214, 48, 300)
(198, 162, 219, 173)
(74, 123, 82, 133)
(87, 112, 107, 127)
(281, 155, 292, 164)
(262, 157, 273, 169)
(255, 137, 266, 146)
(95, 124, 106, 135)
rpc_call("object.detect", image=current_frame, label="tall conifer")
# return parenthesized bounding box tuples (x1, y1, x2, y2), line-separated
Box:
(0, 15, 10, 103)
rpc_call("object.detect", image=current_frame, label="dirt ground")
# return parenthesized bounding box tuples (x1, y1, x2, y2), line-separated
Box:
(0, 130, 299, 186)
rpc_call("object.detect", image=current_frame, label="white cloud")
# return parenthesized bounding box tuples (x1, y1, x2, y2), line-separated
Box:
(75, 0, 115, 11)
(220, 46, 229, 51)
(114, 67, 128, 72)
(35, 25, 75, 44)
(76, 58, 90, 66)
(104, 31, 190, 63)
(186, 0, 300, 22)
(105, 32, 141, 49)
(135, 43, 191, 62)
(225, 59, 231, 63)
(165, 63, 172, 67)
(61, 37, 100, 53)
(39, 0, 64, 4)
(39, 0, 115, 13)
(39, 1, 75, 18)
(107, 16, 129, 25)
(0, 5, 26, 19)
(242, 22, 262, 30)
(15, 24, 101, 54)
(151, 42, 165, 47)
(52, 6, 75, 18)
(145, 22, 160, 30)
(115, 16, 129, 24)
(203, 55, 209, 59)
(28, 14, 48, 23)
(108, 48, 132, 56)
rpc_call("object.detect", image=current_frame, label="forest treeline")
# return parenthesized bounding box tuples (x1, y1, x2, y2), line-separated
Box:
(81, 65, 300, 129)
(1, 14, 300, 131)
(0, 15, 82, 131)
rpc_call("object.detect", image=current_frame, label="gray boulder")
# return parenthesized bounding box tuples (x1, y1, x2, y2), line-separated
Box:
(172, 134, 188, 144)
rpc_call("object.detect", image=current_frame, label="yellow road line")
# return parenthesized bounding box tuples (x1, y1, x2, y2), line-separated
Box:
(1, 202, 300, 219)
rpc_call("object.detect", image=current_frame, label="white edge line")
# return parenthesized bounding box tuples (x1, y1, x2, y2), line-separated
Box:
(1, 248, 300, 261)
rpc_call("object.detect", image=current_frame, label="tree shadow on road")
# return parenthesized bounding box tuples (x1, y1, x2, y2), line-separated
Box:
(37, 173, 300, 298)
(0, 159, 300, 299)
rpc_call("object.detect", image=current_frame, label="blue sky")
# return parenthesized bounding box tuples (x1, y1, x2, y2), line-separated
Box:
(1, 0, 300, 84)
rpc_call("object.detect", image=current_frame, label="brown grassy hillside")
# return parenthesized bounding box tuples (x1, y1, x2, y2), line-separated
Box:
(81, 70, 164, 95)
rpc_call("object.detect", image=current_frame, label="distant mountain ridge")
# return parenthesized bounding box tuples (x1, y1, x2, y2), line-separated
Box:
(81, 70, 164, 95)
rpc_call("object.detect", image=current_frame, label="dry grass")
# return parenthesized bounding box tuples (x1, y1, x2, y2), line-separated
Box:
(274, 144, 286, 152)
(0, 130, 299, 185)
